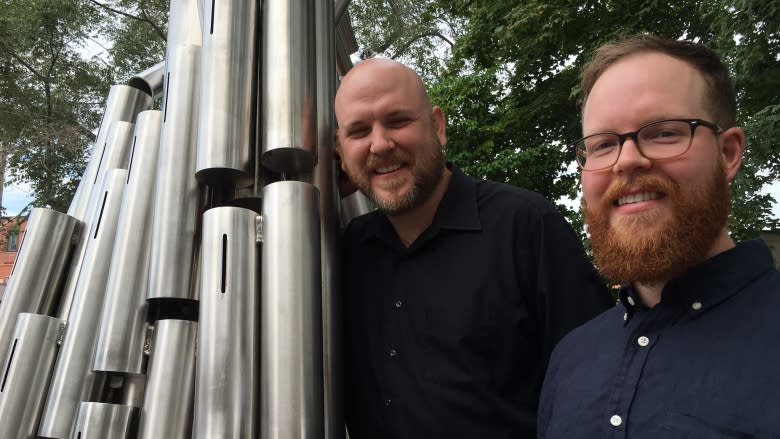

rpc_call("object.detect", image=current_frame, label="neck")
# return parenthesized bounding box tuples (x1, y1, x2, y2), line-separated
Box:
(388, 167, 452, 247)
(634, 229, 736, 308)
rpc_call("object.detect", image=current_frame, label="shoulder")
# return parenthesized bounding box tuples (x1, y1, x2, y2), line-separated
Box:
(474, 179, 562, 219)
(547, 304, 622, 370)
(342, 210, 382, 246)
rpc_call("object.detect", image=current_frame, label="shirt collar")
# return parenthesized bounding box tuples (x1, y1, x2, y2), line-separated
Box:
(357, 163, 482, 245)
(619, 239, 776, 323)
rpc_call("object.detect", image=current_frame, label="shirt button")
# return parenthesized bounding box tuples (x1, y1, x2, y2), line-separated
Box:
(610, 414, 622, 427)
(691, 301, 702, 310)
(394, 300, 403, 308)
(627, 296, 635, 306)
(637, 336, 650, 347)
(388, 348, 398, 358)
(384, 398, 392, 407)
(623, 312, 628, 321)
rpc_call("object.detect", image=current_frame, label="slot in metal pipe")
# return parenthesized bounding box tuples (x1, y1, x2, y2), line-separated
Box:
(72, 402, 139, 439)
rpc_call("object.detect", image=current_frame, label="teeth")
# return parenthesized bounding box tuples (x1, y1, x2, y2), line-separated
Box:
(376, 164, 401, 174)
(617, 192, 660, 206)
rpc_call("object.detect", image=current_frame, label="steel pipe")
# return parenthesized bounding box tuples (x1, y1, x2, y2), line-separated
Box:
(127, 61, 166, 99)
(93, 110, 162, 375)
(147, 44, 202, 301)
(195, 206, 260, 438)
(39, 170, 129, 439)
(72, 402, 139, 439)
(68, 86, 152, 222)
(261, 181, 323, 439)
(0, 208, 80, 364)
(195, 0, 259, 185)
(137, 320, 197, 439)
(260, 0, 318, 175)
(0, 313, 65, 439)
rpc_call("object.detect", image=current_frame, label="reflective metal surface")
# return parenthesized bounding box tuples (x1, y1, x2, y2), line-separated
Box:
(127, 61, 166, 99)
(0, 208, 80, 364)
(147, 43, 202, 300)
(314, 0, 345, 437)
(72, 402, 139, 439)
(260, 0, 318, 174)
(137, 320, 197, 439)
(195, 0, 258, 185)
(0, 314, 65, 439)
(261, 181, 324, 439)
(195, 206, 259, 438)
(57, 121, 136, 321)
(93, 110, 162, 374)
(39, 170, 129, 439)
(340, 190, 375, 226)
(68, 85, 152, 221)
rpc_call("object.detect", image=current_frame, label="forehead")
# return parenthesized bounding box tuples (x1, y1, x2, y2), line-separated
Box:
(583, 52, 709, 131)
(335, 66, 425, 125)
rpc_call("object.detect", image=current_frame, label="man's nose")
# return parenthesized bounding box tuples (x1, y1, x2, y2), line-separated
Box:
(368, 125, 394, 155)
(612, 137, 651, 174)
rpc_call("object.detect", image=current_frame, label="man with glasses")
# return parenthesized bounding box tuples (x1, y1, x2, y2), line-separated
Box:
(538, 35, 780, 438)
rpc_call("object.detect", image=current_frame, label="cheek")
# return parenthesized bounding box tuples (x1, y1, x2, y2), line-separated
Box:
(581, 173, 608, 205)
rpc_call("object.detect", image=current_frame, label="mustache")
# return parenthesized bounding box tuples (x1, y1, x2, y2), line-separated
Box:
(600, 174, 677, 205)
(366, 150, 411, 169)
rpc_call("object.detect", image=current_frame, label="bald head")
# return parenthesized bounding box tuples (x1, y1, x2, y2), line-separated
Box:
(335, 58, 432, 129)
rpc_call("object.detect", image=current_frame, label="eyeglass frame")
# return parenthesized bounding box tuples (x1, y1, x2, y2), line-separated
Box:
(573, 118, 723, 172)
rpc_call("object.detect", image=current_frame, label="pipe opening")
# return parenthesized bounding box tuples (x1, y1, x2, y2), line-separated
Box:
(1, 338, 18, 392)
(94, 191, 109, 239)
(221, 234, 227, 294)
(127, 136, 138, 184)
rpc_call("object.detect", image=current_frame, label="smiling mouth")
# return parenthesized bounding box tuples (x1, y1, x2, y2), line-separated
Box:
(375, 164, 402, 174)
(615, 192, 662, 206)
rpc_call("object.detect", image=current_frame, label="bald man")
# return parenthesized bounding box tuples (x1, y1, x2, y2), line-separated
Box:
(335, 58, 612, 439)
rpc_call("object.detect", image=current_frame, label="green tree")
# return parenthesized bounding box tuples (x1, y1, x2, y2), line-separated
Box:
(0, 0, 111, 212)
(429, 0, 779, 239)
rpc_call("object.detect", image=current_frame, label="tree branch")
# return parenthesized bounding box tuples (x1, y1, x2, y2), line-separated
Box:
(87, 0, 166, 41)
(389, 31, 454, 59)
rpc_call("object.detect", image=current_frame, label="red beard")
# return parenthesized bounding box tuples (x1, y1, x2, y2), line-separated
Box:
(584, 168, 730, 284)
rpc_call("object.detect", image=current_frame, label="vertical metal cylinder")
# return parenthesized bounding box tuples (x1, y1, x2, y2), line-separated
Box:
(195, 206, 259, 438)
(137, 320, 197, 439)
(0, 313, 65, 439)
(261, 181, 323, 439)
(93, 110, 162, 374)
(39, 170, 129, 439)
(260, 0, 318, 174)
(340, 190, 375, 226)
(314, 0, 344, 437)
(57, 121, 136, 321)
(69, 85, 152, 222)
(147, 44, 202, 301)
(195, 0, 258, 185)
(0, 209, 80, 363)
(72, 402, 139, 439)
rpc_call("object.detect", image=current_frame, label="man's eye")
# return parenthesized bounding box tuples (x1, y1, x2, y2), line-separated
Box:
(387, 118, 411, 128)
(348, 127, 369, 138)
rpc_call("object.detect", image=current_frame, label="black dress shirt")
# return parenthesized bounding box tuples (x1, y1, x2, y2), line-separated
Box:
(342, 165, 612, 439)
(539, 238, 780, 438)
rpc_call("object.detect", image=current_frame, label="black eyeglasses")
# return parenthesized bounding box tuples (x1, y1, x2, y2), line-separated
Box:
(573, 118, 723, 171)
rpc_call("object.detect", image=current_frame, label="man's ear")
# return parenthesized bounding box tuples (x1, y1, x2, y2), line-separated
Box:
(333, 132, 347, 171)
(720, 126, 745, 181)
(432, 106, 447, 147)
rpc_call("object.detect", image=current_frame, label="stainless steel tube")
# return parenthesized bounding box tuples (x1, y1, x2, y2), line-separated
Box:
(261, 181, 324, 439)
(57, 121, 136, 321)
(68, 85, 152, 222)
(147, 44, 202, 301)
(195, 206, 260, 438)
(39, 170, 129, 439)
(340, 190, 375, 226)
(0, 208, 80, 363)
(0, 313, 65, 439)
(137, 319, 197, 439)
(314, 0, 344, 437)
(93, 110, 162, 375)
(72, 402, 139, 439)
(128, 61, 166, 99)
(260, 0, 318, 175)
(195, 0, 258, 185)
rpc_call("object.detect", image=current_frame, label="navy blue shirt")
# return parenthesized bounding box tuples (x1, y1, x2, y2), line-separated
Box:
(539, 239, 780, 438)
(343, 165, 613, 439)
